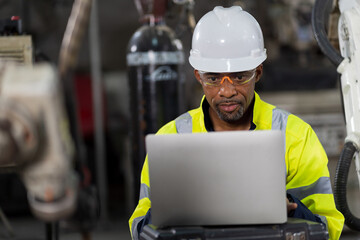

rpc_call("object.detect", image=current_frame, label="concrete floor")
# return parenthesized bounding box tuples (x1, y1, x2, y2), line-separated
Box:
(342, 230, 360, 240)
(0, 215, 131, 240)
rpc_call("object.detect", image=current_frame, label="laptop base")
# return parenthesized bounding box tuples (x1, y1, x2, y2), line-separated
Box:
(140, 218, 328, 240)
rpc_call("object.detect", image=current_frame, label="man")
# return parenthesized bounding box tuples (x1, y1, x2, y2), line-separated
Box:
(129, 6, 344, 240)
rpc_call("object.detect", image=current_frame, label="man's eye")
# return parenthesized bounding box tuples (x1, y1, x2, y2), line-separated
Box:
(208, 76, 218, 82)
(234, 75, 244, 81)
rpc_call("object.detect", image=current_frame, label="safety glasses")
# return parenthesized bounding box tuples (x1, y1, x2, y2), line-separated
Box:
(198, 69, 256, 87)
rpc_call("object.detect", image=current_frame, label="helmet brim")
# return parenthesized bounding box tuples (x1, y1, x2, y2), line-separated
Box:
(189, 53, 267, 73)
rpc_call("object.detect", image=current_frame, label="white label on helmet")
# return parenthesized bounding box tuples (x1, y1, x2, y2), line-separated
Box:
(127, 51, 185, 66)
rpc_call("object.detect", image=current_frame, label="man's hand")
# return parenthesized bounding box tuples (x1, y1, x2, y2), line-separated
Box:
(287, 198, 298, 213)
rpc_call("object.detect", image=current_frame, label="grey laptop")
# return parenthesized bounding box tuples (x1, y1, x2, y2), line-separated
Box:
(145, 130, 287, 227)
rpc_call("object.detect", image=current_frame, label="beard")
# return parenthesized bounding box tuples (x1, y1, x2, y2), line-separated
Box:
(214, 100, 245, 123)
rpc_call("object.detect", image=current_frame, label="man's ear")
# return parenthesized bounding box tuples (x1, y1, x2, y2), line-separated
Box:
(194, 70, 202, 84)
(255, 64, 263, 83)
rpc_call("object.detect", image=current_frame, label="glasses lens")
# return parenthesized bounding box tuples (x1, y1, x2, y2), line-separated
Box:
(201, 73, 221, 86)
(229, 71, 255, 85)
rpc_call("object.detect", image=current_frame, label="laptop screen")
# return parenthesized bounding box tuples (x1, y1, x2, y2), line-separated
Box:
(146, 130, 287, 227)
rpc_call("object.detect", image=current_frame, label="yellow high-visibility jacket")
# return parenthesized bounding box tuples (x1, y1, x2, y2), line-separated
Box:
(129, 92, 344, 240)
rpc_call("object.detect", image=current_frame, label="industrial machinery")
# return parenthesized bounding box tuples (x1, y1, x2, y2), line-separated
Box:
(0, 62, 78, 222)
(0, 0, 100, 239)
(0, 62, 99, 240)
(0, 16, 33, 64)
(312, 0, 360, 231)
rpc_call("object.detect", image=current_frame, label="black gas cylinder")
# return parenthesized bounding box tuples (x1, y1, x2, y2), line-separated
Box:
(127, 20, 184, 200)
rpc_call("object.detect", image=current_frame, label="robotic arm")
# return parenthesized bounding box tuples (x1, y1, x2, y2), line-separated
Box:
(334, 0, 360, 230)
(0, 62, 78, 222)
(312, 0, 360, 231)
(0, 1, 98, 239)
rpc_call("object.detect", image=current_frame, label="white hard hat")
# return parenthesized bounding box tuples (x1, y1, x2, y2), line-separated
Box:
(189, 6, 267, 72)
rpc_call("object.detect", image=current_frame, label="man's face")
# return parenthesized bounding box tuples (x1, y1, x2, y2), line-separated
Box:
(195, 65, 263, 123)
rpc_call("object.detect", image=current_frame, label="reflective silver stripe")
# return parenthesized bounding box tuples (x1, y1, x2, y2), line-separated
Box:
(316, 214, 329, 232)
(287, 177, 333, 200)
(272, 108, 288, 176)
(272, 108, 290, 131)
(175, 112, 192, 133)
(139, 183, 150, 200)
(131, 216, 144, 240)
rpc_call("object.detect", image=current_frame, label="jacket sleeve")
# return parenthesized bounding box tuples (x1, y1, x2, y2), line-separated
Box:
(128, 121, 178, 239)
(287, 193, 324, 224)
(285, 117, 344, 240)
(129, 156, 151, 240)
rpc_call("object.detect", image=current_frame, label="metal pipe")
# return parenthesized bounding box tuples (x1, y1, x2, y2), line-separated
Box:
(89, 0, 108, 224)
(58, 0, 92, 79)
(58, 0, 92, 167)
